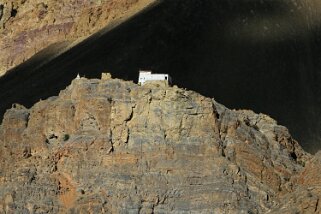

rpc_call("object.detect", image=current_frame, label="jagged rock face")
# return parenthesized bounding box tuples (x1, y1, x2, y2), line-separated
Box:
(273, 151, 321, 214)
(1, 0, 321, 154)
(0, 78, 319, 213)
(0, 0, 156, 76)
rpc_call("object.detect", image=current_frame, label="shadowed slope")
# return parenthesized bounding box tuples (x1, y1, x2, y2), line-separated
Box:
(0, 0, 321, 153)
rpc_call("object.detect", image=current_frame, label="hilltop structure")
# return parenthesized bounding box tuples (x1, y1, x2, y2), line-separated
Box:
(138, 70, 172, 86)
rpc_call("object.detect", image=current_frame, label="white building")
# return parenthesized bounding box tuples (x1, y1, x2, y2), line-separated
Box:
(138, 71, 172, 85)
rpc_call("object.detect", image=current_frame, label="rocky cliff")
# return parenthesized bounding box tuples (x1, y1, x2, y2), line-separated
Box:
(1, 0, 321, 154)
(0, 77, 319, 213)
(0, 0, 157, 76)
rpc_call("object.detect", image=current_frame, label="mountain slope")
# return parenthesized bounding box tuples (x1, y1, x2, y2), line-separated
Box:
(0, 0, 158, 76)
(0, 0, 321, 153)
(0, 76, 319, 213)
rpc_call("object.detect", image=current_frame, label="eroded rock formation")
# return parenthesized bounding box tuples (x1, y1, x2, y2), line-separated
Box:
(0, 0, 157, 76)
(1, 0, 320, 154)
(0, 77, 319, 213)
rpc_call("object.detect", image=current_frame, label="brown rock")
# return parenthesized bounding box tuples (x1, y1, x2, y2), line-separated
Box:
(0, 76, 319, 213)
(0, 0, 158, 76)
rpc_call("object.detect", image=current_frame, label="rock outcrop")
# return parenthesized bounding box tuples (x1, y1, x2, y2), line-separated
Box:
(0, 77, 319, 213)
(0, 0, 157, 76)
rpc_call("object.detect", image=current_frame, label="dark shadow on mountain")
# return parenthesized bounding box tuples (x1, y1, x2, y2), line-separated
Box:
(0, 0, 320, 153)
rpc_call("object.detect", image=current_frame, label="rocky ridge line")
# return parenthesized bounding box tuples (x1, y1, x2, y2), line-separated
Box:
(0, 0, 157, 76)
(0, 76, 319, 213)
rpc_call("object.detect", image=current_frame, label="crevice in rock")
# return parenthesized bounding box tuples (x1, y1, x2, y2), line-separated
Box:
(10, 8, 17, 18)
(125, 104, 135, 122)
(164, 130, 167, 141)
(125, 127, 129, 144)
(22, 146, 31, 158)
(0, 4, 3, 21)
(290, 152, 297, 161)
(26, 167, 37, 185)
(70, 105, 76, 118)
(109, 129, 115, 153)
(109, 144, 114, 154)
(25, 112, 30, 128)
(46, 133, 59, 146)
(49, 134, 58, 140)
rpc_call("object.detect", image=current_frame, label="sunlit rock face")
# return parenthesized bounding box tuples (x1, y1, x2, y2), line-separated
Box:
(0, 0, 157, 76)
(1, 77, 319, 213)
(0, 0, 321, 153)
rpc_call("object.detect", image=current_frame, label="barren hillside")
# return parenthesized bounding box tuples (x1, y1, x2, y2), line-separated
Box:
(0, 76, 319, 213)
(0, 0, 158, 76)
(1, 0, 321, 153)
